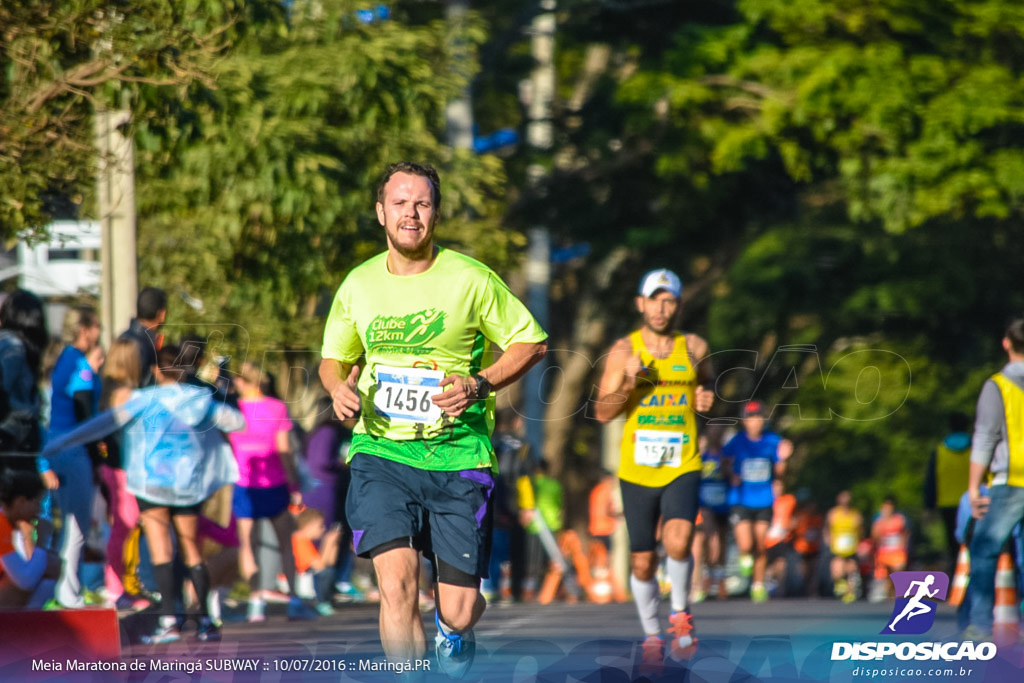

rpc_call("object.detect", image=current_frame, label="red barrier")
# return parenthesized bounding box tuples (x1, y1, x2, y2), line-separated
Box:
(0, 608, 121, 662)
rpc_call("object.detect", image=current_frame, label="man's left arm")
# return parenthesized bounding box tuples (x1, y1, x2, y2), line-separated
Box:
(775, 437, 793, 477)
(433, 341, 547, 418)
(687, 333, 715, 413)
(434, 271, 548, 419)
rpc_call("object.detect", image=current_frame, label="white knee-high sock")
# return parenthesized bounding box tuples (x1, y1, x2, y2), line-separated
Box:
(667, 557, 692, 613)
(630, 574, 662, 636)
(56, 515, 84, 608)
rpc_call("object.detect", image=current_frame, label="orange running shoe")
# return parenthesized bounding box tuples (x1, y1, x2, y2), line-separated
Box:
(668, 611, 698, 660)
(639, 634, 665, 672)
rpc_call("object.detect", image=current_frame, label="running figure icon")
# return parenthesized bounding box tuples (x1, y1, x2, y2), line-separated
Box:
(887, 574, 940, 632)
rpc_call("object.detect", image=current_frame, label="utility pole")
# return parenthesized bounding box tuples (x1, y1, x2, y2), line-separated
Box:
(522, 0, 556, 466)
(445, 0, 474, 150)
(94, 109, 138, 348)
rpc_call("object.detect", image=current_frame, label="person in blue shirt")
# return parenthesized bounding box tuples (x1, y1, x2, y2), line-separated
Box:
(694, 426, 730, 601)
(723, 400, 792, 603)
(44, 305, 103, 608)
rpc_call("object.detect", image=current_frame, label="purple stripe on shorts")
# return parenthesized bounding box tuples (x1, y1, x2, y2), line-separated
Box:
(460, 469, 495, 528)
(352, 529, 364, 552)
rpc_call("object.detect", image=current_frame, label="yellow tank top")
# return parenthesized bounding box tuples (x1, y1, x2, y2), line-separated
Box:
(829, 508, 860, 557)
(992, 374, 1024, 487)
(935, 441, 970, 508)
(618, 330, 699, 487)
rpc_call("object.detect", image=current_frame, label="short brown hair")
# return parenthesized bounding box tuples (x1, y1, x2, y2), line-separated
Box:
(376, 161, 441, 209)
(1006, 315, 1024, 354)
(156, 344, 187, 383)
(295, 507, 324, 529)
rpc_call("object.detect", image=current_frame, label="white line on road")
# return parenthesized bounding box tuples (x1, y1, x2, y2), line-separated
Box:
(478, 615, 537, 639)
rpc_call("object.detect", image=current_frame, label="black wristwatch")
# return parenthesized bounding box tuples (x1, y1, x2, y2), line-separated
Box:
(472, 374, 493, 400)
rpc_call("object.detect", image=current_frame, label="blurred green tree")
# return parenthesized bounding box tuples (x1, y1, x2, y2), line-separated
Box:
(0, 0, 238, 237)
(132, 0, 515, 367)
(483, 0, 1024, 539)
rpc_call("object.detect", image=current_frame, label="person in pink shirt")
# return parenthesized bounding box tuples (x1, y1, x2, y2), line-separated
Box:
(229, 362, 316, 621)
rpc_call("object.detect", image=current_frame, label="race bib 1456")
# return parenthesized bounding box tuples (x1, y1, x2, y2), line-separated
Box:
(373, 365, 445, 423)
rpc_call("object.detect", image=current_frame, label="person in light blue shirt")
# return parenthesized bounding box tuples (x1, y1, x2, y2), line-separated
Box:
(42, 344, 243, 644)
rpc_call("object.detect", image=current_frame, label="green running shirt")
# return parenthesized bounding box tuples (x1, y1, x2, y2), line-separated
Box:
(321, 247, 547, 471)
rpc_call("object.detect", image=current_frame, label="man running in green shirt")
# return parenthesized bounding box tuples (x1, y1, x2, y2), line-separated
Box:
(319, 162, 548, 677)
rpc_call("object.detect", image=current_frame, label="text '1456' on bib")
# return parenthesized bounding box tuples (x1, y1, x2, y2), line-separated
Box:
(633, 430, 684, 468)
(373, 365, 445, 423)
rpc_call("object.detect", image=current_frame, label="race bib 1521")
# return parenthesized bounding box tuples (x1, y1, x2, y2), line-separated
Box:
(633, 430, 684, 468)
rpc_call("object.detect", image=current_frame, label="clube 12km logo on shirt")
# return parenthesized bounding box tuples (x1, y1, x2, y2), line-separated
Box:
(831, 572, 997, 663)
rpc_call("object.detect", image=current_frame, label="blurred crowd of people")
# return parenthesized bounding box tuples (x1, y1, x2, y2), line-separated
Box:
(485, 400, 936, 611)
(0, 286, 370, 644)
(2, 282, 1022, 649)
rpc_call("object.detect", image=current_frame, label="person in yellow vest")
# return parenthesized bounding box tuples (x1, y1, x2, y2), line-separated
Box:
(965, 315, 1024, 639)
(924, 411, 972, 567)
(594, 268, 714, 665)
(825, 490, 863, 603)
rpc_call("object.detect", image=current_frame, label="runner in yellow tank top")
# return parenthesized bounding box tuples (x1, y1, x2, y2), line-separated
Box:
(826, 490, 863, 603)
(594, 269, 714, 666)
(617, 328, 700, 487)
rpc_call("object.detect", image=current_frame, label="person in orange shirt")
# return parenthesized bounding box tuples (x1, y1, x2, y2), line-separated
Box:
(766, 482, 797, 551)
(764, 482, 797, 596)
(792, 497, 824, 596)
(869, 497, 909, 601)
(589, 470, 621, 552)
(292, 507, 341, 616)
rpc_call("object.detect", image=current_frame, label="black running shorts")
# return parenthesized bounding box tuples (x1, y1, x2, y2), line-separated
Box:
(730, 505, 773, 524)
(620, 471, 701, 553)
(346, 453, 495, 581)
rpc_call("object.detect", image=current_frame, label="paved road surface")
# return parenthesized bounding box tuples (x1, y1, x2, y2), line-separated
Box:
(6, 598, 1022, 682)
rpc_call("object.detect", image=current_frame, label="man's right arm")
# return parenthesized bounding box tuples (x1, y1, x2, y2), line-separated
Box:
(593, 339, 641, 424)
(319, 283, 365, 421)
(318, 359, 361, 420)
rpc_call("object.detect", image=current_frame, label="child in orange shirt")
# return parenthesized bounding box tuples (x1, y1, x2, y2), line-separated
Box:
(292, 508, 340, 615)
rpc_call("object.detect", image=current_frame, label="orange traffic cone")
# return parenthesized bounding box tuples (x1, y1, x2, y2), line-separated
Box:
(538, 530, 592, 605)
(537, 562, 564, 605)
(992, 551, 1020, 646)
(948, 544, 970, 607)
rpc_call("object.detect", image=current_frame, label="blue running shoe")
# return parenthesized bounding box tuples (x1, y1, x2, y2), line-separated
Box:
(434, 611, 476, 679)
(196, 616, 221, 642)
(287, 597, 320, 621)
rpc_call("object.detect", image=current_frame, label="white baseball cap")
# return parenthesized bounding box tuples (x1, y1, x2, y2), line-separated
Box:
(637, 268, 682, 298)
